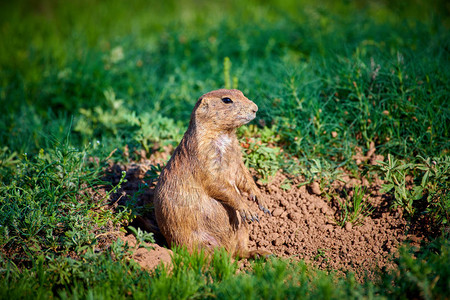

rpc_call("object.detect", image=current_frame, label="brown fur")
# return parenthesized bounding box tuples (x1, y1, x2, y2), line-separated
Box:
(153, 89, 270, 258)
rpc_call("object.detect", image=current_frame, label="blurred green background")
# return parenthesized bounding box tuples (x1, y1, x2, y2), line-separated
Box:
(1, 0, 449, 159)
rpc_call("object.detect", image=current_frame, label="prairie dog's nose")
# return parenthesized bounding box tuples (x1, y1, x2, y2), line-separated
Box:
(251, 102, 258, 113)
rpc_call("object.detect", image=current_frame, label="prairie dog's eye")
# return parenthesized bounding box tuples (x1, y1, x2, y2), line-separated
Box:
(222, 97, 233, 104)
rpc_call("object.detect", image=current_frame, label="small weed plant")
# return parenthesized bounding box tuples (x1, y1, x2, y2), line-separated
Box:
(376, 154, 450, 226)
(293, 158, 344, 198)
(335, 185, 374, 227)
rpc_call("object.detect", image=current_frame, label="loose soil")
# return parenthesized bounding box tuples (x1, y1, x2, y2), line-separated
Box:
(98, 147, 431, 279)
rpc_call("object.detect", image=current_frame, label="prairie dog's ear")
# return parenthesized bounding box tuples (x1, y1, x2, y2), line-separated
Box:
(198, 97, 209, 112)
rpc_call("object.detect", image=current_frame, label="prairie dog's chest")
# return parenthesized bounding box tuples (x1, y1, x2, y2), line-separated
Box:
(209, 134, 240, 167)
(214, 134, 232, 154)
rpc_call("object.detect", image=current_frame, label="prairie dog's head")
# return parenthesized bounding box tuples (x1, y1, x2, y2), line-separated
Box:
(192, 89, 258, 131)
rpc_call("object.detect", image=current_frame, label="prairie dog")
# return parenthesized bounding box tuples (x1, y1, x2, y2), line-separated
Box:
(153, 89, 269, 257)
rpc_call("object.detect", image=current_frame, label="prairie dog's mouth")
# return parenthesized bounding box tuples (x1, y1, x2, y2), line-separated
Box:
(240, 113, 256, 124)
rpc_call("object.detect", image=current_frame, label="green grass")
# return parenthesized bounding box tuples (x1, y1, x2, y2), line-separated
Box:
(1, 0, 449, 298)
(1, 240, 449, 299)
(0, 141, 132, 267)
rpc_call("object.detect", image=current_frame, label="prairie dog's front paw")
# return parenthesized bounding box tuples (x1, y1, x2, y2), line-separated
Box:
(239, 206, 259, 223)
(250, 193, 270, 215)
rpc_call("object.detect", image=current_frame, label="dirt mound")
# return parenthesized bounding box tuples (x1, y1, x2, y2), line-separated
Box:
(120, 234, 173, 270)
(101, 154, 425, 279)
(247, 172, 410, 278)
